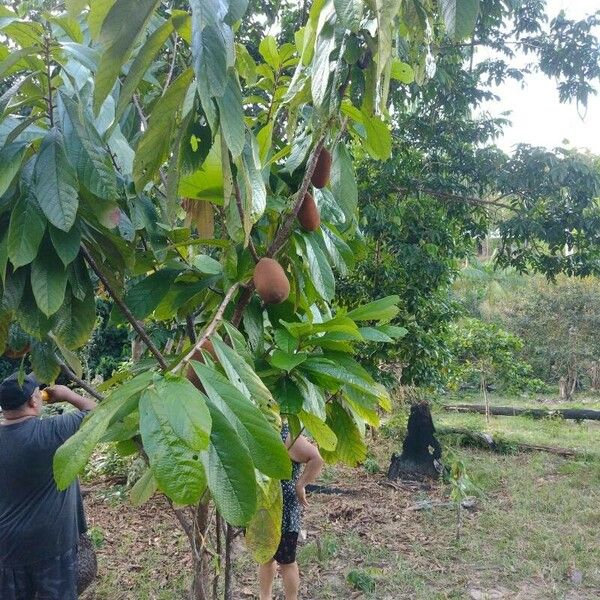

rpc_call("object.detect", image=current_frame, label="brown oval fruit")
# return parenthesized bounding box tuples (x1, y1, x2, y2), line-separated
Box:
(253, 258, 290, 304)
(311, 148, 331, 189)
(298, 192, 320, 231)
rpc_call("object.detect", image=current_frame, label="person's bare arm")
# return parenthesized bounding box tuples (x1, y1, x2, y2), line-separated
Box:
(46, 385, 97, 412)
(286, 434, 324, 508)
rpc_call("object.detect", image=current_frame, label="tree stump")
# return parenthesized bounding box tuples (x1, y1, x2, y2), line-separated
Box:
(387, 402, 442, 480)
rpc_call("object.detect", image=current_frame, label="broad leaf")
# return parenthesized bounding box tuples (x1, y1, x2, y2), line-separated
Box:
(130, 468, 158, 507)
(273, 376, 304, 414)
(153, 376, 212, 451)
(30, 341, 60, 383)
(52, 288, 96, 349)
(190, 360, 291, 479)
(245, 477, 283, 563)
(215, 74, 245, 158)
(320, 402, 366, 466)
(0, 143, 25, 197)
(133, 69, 194, 190)
(299, 409, 337, 451)
(33, 129, 79, 232)
(49, 224, 81, 267)
(94, 0, 161, 113)
(269, 349, 308, 372)
(303, 233, 335, 301)
(8, 194, 45, 268)
(31, 239, 68, 317)
(334, 0, 363, 33)
(124, 269, 180, 319)
(441, 0, 480, 40)
(330, 143, 358, 223)
(203, 401, 257, 525)
(140, 388, 207, 505)
(210, 337, 274, 408)
(347, 296, 400, 322)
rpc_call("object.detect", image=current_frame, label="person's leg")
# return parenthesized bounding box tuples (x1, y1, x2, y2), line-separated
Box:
(259, 559, 277, 600)
(279, 561, 300, 600)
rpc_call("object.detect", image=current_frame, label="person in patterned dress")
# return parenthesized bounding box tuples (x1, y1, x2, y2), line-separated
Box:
(259, 422, 324, 600)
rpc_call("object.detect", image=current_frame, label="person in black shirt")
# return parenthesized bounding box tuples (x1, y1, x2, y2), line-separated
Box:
(0, 372, 96, 600)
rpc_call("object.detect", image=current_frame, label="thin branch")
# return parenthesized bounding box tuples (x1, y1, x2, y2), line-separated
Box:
(59, 363, 105, 401)
(186, 314, 197, 344)
(397, 186, 517, 212)
(43, 33, 54, 127)
(267, 135, 326, 258)
(81, 245, 169, 370)
(174, 283, 240, 373)
(233, 176, 260, 263)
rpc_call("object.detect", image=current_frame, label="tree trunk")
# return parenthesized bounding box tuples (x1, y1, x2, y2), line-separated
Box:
(190, 501, 211, 600)
(224, 524, 234, 600)
(387, 402, 442, 480)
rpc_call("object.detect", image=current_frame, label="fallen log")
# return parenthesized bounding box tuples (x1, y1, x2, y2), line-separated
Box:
(438, 427, 578, 457)
(443, 404, 600, 421)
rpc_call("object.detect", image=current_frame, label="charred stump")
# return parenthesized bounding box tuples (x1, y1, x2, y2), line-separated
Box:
(387, 402, 442, 480)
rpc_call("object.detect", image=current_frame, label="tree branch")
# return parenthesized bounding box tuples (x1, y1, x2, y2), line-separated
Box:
(174, 283, 240, 373)
(59, 363, 105, 401)
(163, 33, 179, 94)
(398, 186, 516, 211)
(81, 245, 169, 370)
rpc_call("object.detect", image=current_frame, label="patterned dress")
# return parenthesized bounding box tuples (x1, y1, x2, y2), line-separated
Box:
(280, 423, 302, 533)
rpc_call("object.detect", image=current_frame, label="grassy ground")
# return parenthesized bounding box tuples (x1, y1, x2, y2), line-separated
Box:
(81, 396, 600, 600)
(446, 390, 600, 411)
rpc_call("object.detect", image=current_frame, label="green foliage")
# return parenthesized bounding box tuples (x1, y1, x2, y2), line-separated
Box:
(445, 318, 535, 393)
(347, 569, 376, 593)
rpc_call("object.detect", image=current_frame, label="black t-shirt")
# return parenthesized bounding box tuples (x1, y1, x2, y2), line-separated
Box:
(0, 412, 88, 567)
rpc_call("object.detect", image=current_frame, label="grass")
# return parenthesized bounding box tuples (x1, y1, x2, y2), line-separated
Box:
(82, 392, 600, 599)
(446, 390, 600, 410)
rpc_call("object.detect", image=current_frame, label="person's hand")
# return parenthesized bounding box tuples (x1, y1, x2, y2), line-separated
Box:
(295, 482, 309, 508)
(43, 385, 74, 404)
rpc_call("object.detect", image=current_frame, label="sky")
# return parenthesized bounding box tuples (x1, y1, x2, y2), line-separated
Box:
(479, 0, 600, 155)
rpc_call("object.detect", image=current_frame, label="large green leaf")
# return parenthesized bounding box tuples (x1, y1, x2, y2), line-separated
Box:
(441, 0, 480, 39)
(269, 349, 308, 372)
(362, 113, 392, 160)
(31, 238, 68, 317)
(330, 143, 358, 223)
(115, 15, 188, 121)
(320, 402, 366, 466)
(190, 1, 231, 98)
(245, 477, 283, 563)
(53, 370, 154, 489)
(292, 373, 327, 419)
(30, 341, 60, 383)
(59, 93, 117, 200)
(347, 295, 400, 322)
(15, 279, 52, 338)
(124, 269, 180, 319)
(190, 360, 291, 479)
(210, 337, 274, 408)
(49, 224, 81, 267)
(33, 129, 79, 232)
(8, 194, 46, 268)
(52, 288, 96, 349)
(93, 0, 161, 113)
(133, 68, 194, 190)
(299, 409, 337, 451)
(203, 401, 257, 525)
(334, 0, 362, 33)
(273, 376, 304, 414)
(153, 376, 212, 451)
(302, 233, 335, 301)
(129, 467, 158, 507)
(139, 388, 207, 505)
(0, 142, 25, 197)
(215, 74, 245, 158)
(311, 21, 335, 110)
